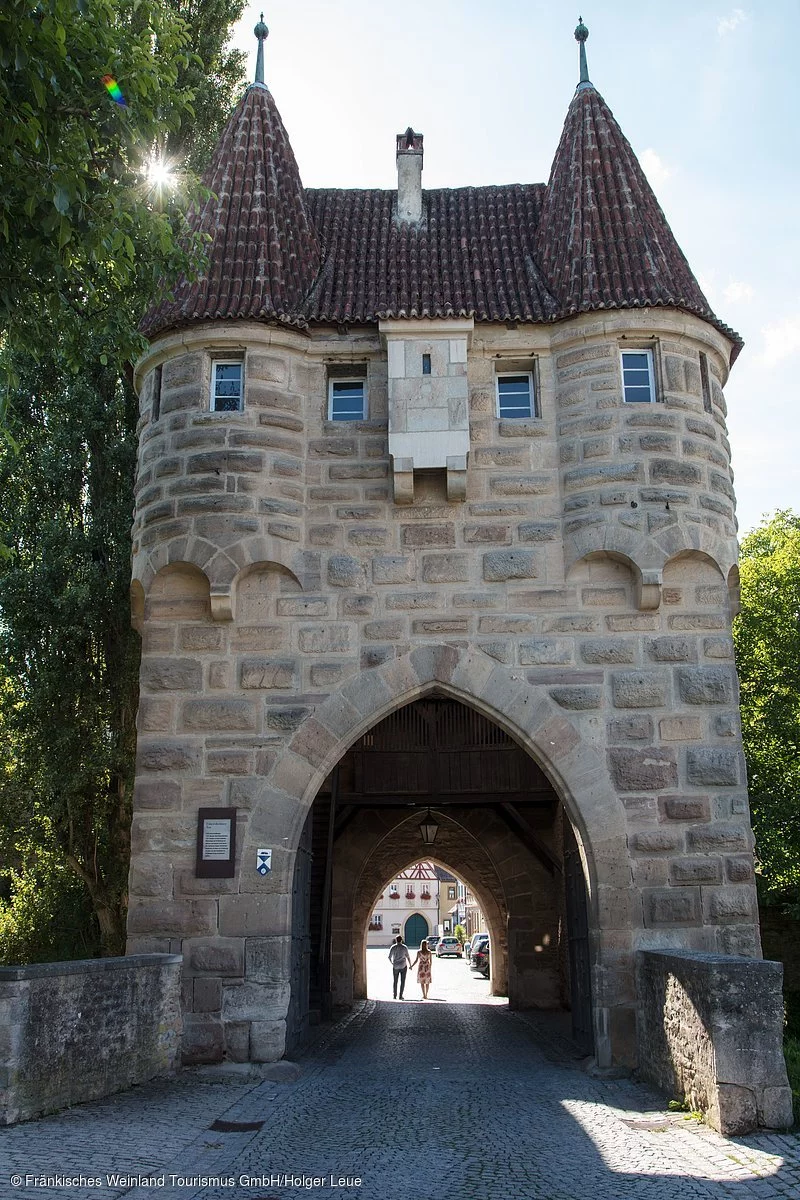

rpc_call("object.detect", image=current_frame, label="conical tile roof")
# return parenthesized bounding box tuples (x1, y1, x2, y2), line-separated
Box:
(140, 83, 321, 337)
(535, 81, 741, 358)
(141, 40, 741, 362)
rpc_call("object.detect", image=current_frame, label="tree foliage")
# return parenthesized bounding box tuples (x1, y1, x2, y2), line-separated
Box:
(734, 510, 800, 905)
(0, 0, 204, 372)
(0, 0, 247, 959)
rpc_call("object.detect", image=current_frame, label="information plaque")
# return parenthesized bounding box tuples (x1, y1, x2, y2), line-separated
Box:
(195, 808, 237, 878)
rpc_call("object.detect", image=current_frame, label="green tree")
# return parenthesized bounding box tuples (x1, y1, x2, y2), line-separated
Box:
(734, 510, 800, 905)
(0, 0, 247, 959)
(0, 0, 202, 372)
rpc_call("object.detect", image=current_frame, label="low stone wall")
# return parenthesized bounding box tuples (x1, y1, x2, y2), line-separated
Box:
(636, 949, 793, 1135)
(0, 953, 181, 1125)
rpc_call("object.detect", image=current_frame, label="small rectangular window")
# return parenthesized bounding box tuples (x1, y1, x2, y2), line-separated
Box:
(211, 361, 243, 412)
(699, 352, 712, 414)
(497, 372, 534, 418)
(422, 353, 431, 375)
(621, 349, 656, 403)
(152, 364, 162, 422)
(329, 378, 366, 421)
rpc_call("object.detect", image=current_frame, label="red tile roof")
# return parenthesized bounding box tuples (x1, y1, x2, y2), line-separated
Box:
(535, 84, 740, 356)
(140, 85, 321, 338)
(141, 81, 742, 360)
(304, 184, 557, 324)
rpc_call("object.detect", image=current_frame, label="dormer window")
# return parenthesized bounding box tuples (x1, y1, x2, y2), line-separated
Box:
(621, 349, 656, 403)
(211, 360, 243, 412)
(497, 372, 534, 419)
(329, 378, 367, 421)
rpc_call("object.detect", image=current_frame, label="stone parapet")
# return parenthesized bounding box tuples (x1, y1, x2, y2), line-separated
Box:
(0, 954, 181, 1125)
(636, 949, 793, 1134)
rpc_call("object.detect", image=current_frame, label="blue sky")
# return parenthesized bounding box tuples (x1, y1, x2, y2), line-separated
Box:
(231, 2, 798, 537)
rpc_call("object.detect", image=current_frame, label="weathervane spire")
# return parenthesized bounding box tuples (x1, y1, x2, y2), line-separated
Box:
(254, 12, 269, 87)
(575, 16, 591, 89)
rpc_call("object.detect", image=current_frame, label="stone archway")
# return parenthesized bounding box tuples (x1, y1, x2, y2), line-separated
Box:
(254, 643, 634, 1066)
(347, 824, 512, 1004)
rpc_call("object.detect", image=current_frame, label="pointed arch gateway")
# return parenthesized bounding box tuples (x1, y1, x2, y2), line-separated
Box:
(263, 644, 634, 1067)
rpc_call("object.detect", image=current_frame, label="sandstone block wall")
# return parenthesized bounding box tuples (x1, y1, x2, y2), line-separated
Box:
(127, 309, 758, 1066)
(0, 954, 181, 1125)
(636, 949, 793, 1134)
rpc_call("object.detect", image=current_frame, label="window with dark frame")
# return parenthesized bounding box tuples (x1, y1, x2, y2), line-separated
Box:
(422, 353, 432, 375)
(497, 372, 534, 418)
(699, 352, 713, 414)
(152, 364, 162, 422)
(329, 378, 366, 420)
(620, 349, 656, 403)
(211, 361, 243, 412)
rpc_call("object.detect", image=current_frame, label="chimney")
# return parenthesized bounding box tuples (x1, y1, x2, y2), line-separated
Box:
(396, 127, 423, 222)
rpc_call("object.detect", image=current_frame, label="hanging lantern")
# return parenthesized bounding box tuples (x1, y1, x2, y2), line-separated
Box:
(419, 809, 439, 845)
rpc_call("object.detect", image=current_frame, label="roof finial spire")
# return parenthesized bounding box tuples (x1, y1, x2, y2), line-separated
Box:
(575, 16, 591, 89)
(254, 12, 269, 87)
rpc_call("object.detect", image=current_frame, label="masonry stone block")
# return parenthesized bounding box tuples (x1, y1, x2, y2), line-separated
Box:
(580, 638, 635, 664)
(136, 740, 201, 774)
(648, 636, 696, 663)
(327, 555, 363, 587)
(687, 825, 750, 853)
(265, 706, 310, 732)
(669, 857, 723, 884)
(611, 671, 668, 709)
(631, 830, 681, 854)
(518, 639, 573, 666)
(607, 715, 653, 742)
(401, 524, 455, 547)
(187, 938, 245, 976)
(482, 551, 538, 582)
(298, 625, 351, 653)
(644, 887, 700, 926)
(250, 1019, 287, 1062)
(421, 553, 470, 583)
(686, 748, 741, 786)
(609, 747, 678, 792)
(240, 659, 298, 690)
(678, 667, 734, 706)
(659, 794, 710, 822)
(548, 686, 602, 710)
(658, 715, 704, 742)
(725, 856, 754, 883)
(141, 657, 202, 692)
(181, 699, 257, 731)
(245, 936, 292, 982)
(372, 556, 416, 584)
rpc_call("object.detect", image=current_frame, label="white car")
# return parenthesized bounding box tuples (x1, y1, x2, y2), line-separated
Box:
(436, 936, 463, 957)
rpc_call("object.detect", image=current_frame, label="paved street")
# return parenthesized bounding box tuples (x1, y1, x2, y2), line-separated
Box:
(1, 950, 799, 1200)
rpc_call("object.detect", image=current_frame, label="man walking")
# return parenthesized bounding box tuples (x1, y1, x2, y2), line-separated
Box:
(388, 934, 412, 999)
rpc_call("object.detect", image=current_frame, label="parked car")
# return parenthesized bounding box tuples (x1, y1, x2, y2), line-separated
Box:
(425, 935, 441, 953)
(436, 936, 463, 957)
(468, 932, 489, 964)
(472, 941, 490, 978)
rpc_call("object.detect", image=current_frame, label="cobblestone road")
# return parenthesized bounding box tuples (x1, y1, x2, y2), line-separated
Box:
(1, 951, 798, 1200)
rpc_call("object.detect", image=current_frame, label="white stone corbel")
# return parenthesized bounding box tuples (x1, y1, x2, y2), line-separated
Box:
(446, 454, 468, 502)
(392, 456, 415, 505)
(636, 568, 662, 612)
(210, 587, 234, 622)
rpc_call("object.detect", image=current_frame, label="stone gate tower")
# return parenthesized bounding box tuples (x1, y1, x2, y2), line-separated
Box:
(128, 20, 761, 1071)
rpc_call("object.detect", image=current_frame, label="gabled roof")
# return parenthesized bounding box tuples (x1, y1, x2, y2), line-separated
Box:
(304, 184, 557, 325)
(140, 84, 321, 337)
(140, 41, 741, 361)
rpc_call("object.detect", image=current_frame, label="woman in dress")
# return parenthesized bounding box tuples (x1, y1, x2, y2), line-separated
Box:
(411, 938, 433, 1000)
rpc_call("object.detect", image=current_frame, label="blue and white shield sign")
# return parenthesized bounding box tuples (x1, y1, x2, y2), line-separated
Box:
(256, 848, 272, 876)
